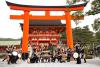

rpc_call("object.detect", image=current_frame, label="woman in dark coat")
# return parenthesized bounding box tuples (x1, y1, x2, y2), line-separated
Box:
(76, 46, 81, 64)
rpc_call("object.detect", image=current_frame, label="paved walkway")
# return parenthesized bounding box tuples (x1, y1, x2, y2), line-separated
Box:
(0, 59, 100, 67)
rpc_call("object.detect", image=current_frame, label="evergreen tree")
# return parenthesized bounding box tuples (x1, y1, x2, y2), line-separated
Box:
(92, 18, 100, 32)
(73, 26, 96, 47)
(86, 0, 100, 15)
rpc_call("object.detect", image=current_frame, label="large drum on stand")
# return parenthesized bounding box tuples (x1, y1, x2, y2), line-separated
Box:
(73, 52, 78, 58)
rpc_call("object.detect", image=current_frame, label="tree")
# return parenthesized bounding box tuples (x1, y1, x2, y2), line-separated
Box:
(66, 0, 88, 5)
(86, 0, 100, 32)
(83, 25, 89, 30)
(92, 18, 100, 32)
(86, 0, 100, 15)
(72, 11, 84, 26)
(95, 31, 100, 44)
(86, 0, 100, 47)
(73, 26, 96, 47)
(91, 18, 100, 45)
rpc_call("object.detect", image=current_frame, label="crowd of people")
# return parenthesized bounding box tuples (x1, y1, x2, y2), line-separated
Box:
(1, 44, 87, 64)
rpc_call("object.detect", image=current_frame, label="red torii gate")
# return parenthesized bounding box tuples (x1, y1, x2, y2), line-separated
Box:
(6, 1, 87, 54)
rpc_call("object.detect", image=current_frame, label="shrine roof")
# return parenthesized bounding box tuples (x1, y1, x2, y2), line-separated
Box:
(6, 1, 87, 8)
(20, 20, 65, 26)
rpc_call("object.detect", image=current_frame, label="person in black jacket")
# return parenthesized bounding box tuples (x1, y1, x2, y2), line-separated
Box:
(75, 46, 81, 64)
(67, 48, 71, 62)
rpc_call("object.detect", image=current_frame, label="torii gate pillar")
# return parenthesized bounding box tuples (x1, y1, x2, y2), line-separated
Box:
(22, 11, 29, 57)
(65, 11, 73, 49)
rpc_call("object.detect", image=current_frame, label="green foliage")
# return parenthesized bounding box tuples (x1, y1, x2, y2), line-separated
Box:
(72, 11, 84, 26)
(72, 26, 96, 46)
(95, 31, 100, 44)
(66, 0, 88, 5)
(92, 18, 100, 32)
(86, 0, 100, 15)
(72, 11, 83, 18)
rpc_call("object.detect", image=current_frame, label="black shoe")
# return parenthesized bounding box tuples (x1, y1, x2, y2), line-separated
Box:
(8, 61, 10, 64)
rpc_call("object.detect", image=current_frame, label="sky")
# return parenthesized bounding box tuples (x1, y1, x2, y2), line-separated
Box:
(0, 0, 100, 39)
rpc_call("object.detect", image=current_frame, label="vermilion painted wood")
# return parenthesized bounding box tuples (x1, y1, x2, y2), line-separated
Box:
(65, 11, 73, 49)
(10, 15, 84, 20)
(9, 5, 84, 11)
(22, 11, 29, 53)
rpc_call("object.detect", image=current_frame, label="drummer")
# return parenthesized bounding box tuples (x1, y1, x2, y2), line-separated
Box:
(75, 45, 82, 64)
(11, 46, 18, 64)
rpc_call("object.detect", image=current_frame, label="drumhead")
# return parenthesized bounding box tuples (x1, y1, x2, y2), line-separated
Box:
(12, 51, 18, 56)
(73, 52, 78, 58)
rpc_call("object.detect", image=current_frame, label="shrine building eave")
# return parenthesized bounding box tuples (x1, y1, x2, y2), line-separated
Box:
(29, 20, 65, 26)
(6, 1, 87, 11)
(20, 20, 65, 27)
(20, 20, 65, 31)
